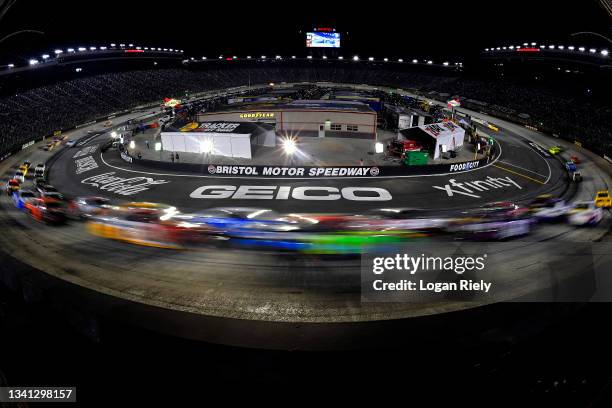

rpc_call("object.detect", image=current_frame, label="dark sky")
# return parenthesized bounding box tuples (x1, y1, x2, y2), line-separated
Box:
(0, 0, 610, 63)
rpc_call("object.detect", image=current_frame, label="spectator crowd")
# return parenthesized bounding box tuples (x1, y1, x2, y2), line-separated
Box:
(0, 63, 609, 157)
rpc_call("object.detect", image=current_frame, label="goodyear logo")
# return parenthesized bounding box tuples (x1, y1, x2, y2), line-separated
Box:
(239, 112, 275, 119)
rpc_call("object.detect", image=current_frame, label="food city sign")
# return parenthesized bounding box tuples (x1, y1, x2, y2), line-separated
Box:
(208, 165, 380, 177)
(190, 185, 392, 201)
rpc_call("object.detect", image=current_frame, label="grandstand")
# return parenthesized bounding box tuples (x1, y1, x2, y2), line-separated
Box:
(0, 59, 610, 159)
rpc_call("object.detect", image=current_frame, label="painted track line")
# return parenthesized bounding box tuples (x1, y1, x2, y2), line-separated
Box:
(492, 164, 546, 185)
(497, 160, 548, 180)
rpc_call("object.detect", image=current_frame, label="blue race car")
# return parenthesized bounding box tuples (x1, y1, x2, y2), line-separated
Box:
(12, 190, 38, 211)
(565, 161, 577, 172)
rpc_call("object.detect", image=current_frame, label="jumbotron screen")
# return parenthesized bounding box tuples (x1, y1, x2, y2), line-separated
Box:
(306, 32, 341, 48)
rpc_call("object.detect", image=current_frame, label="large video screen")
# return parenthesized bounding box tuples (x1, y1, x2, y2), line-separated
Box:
(306, 32, 341, 48)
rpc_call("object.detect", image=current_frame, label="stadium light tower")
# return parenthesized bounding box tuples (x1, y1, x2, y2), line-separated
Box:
(353, 55, 360, 61)
(29, 59, 38, 65)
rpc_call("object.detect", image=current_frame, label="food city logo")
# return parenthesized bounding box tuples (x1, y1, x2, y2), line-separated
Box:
(73, 145, 98, 159)
(448, 161, 480, 172)
(190, 185, 392, 201)
(75, 156, 99, 175)
(81, 172, 170, 196)
(433, 176, 522, 198)
(207, 165, 380, 177)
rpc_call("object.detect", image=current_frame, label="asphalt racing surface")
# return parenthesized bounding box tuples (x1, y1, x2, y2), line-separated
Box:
(48, 125, 565, 212)
(1, 98, 611, 349)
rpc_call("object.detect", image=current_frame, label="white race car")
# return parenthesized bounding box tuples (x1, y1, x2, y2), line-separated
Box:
(568, 201, 604, 226)
(532, 199, 573, 221)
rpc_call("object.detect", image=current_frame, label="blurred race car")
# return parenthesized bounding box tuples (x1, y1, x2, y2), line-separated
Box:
(531, 199, 573, 221)
(12, 190, 38, 211)
(568, 202, 603, 226)
(86, 207, 219, 249)
(447, 203, 534, 240)
(34, 163, 45, 178)
(19, 164, 29, 177)
(570, 155, 581, 164)
(36, 184, 65, 200)
(68, 196, 113, 218)
(13, 171, 25, 183)
(5, 179, 20, 196)
(548, 146, 563, 155)
(24, 197, 67, 224)
(594, 190, 611, 208)
(564, 161, 577, 172)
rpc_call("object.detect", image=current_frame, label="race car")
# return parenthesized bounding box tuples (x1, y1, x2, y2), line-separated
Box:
(570, 155, 581, 164)
(36, 184, 65, 200)
(13, 171, 25, 183)
(68, 196, 113, 218)
(34, 163, 45, 177)
(12, 190, 38, 211)
(531, 199, 573, 221)
(65, 140, 77, 147)
(564, 161, 577, 172)
(594, 190, 612, 208)
(24, 197, 67, 224)
(568, 202, 603, 226)
(5, 179, 20, 195)
(548, 146, 563, 155)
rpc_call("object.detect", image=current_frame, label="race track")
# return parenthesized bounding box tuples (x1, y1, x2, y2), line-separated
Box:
(1, 92, 610, 349)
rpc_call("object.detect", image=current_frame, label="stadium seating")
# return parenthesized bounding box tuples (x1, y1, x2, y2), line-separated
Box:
(0, 65, 609, 158)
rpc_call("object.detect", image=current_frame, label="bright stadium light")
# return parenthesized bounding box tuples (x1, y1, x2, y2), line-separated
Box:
(202, 56, 207, 60)
(100, 46, 107, 50)
(7, 64, 14, 68)
(398, 58, 403, 62)
(383, 57, 388, 62)
(246, 56, 251, 59)
(144, 47, 149, 50)
(412, 59, 418, 63)
(579, 47, 585, 52)
(367, 56, 373, 61)
(523, 42, 528, 46)
(110, 43, 116, 47)
(568, 46, 575, 50)
(275, 55, 281, 59)
(548, 45, 554, 49)
(129, 141, 135, 149)
(67, 48, 75, 52)
(602, 50, 609, 56)
(503, 46, 507, 50)
(307, 55, 313, 59)
(589, 48, 596, 53)
(200, 139, 214, 154)
(531, 42, 536, 46)
(484, 48, 489, 51)
(322, 55, 327, 59)
(338, 56, 344, 60)
(78, 47, 86, 51)
(353, 55, 360, 61)
(54, 49, 63, 54)
(261, 55, 266, 59)
(29, 59, 39, 65)
(281, 137, 297, 155)
(539, 45, 545, 49)
(509, 46, 514, 50)
(75, 67, 82, 72)
(41, 54, 49, 59)
(120, 44, 125, 47)
(558, 45, 564, 49)
(292, 55, 296, 59)
(129, 44, 134, 47)
(90, 47, 96, 50)
(427, 60, 433, 64)
(443, 61, 449, 66)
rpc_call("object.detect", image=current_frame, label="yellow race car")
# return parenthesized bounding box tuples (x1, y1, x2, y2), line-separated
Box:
(18, 164, 28, 177)
(594, 190, 611, 208)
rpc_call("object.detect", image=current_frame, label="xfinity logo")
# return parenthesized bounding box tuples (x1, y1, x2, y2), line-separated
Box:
(190, 185, 392, 201)
(433, 176, 522, 198)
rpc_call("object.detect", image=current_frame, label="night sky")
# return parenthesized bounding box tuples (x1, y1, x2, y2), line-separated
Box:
(0, 0, 610, 63)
